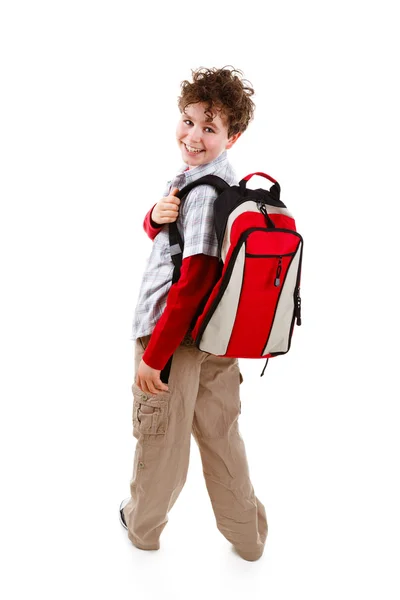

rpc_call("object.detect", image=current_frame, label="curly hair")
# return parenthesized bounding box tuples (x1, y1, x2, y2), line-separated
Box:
(177, 66, 255, 138)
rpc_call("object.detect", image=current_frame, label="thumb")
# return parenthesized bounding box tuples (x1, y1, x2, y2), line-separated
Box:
(170, 187, 180, 205)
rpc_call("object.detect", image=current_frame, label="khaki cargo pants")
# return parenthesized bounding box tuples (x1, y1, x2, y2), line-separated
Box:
(122, 333, 268, 560)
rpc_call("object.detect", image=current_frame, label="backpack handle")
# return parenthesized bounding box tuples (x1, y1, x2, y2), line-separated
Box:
(243, 172, 278, 184)
(240, 172, 281, 199)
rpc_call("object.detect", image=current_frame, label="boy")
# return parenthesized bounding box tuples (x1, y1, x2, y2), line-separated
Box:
(120, 67, 268, 562)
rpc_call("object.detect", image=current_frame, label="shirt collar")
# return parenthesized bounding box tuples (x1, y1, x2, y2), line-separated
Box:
(177, 150, 229, 184)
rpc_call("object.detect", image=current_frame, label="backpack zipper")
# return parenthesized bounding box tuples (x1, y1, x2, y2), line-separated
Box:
(295, 289, 302, 325)
(274, 256, 282, 287)
(245, 251, 296, 258)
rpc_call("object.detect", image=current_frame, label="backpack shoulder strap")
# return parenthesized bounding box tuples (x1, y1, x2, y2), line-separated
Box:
(175, 174, 230, 201)
(169, 175, 230, 284)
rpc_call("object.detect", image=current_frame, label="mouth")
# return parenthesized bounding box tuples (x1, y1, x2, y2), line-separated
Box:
(183, 143, 204, 155)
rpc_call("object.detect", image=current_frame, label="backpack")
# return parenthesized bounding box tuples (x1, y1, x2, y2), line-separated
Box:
(161, 172, 303, 382)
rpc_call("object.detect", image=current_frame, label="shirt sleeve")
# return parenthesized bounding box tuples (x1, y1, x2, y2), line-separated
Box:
(143, 204, 163, 240)
(142, 253, 220, 370)
(179, 185, 219, 259)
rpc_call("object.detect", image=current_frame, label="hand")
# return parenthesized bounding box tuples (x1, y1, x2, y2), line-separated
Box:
(135, 358, 169, 395)
(151, 187, 180, 225)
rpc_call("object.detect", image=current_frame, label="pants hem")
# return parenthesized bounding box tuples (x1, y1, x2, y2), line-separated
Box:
(127, 531, 160, 551)
(233, 546, 264, 561)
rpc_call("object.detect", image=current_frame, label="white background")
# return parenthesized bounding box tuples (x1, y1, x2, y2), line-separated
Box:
(1, 0, 399, 598)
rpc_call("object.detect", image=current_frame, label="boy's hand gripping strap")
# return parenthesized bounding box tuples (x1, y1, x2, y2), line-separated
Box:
(168, 175, 230, 284)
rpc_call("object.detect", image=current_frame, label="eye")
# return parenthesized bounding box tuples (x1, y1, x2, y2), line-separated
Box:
(183, 119, 214, 133)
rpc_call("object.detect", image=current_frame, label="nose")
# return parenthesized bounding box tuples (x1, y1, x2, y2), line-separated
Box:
(187, 124, 202, 144)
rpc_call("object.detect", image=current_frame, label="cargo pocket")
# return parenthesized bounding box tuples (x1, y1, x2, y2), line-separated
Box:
(131, 383, 169, 439)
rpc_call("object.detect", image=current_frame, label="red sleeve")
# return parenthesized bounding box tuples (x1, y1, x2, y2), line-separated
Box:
(143, 204, 163, 240)
(142, 254, 220, 370)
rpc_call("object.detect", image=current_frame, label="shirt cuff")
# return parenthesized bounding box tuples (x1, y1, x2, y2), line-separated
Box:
(143, 204, 163, 240)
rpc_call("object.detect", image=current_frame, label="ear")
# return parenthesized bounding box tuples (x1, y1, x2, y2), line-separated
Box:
(225, 132, 242, 150)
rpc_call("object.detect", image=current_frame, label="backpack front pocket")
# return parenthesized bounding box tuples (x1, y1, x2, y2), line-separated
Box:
(194, 228, 303, 358)
(227, 252, 296, 356)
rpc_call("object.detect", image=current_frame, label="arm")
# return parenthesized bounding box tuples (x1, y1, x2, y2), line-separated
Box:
(136, 185, 219, 394)
(142, 253, 220, 369)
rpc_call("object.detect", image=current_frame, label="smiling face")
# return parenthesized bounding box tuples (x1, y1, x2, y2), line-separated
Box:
(176, 102, 241, 169)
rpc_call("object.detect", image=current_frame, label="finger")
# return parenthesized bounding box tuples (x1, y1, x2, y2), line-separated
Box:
(170, 187, 179, 196)
(161, 196, 179, 206)
(146, 380, 161, 395)
(138, 377, 153, 395)
(165, 202, 179, 210)
(162, 210, 179, 218)
(162, 212, 178, 219)
(141, 381, 152, 395)
(147, 379, 169, 395)
(160, 205, 178, 215)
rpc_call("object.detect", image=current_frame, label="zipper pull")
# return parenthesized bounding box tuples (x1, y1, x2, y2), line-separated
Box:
(274, 257, 282, 287)
(257, 202, 275, 228)
(295, 292, 302, 325)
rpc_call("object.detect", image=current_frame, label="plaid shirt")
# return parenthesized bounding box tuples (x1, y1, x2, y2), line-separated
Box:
(131, 150, 237, 341)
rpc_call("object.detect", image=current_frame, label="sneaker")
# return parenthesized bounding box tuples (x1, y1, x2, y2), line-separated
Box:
(119, 497, 129, 530)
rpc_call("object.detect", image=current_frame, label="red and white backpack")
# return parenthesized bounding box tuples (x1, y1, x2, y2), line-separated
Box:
(166, 172, 303, 379)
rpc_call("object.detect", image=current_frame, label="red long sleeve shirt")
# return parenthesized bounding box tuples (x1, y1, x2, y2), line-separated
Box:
(140, 205, 219, 370)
